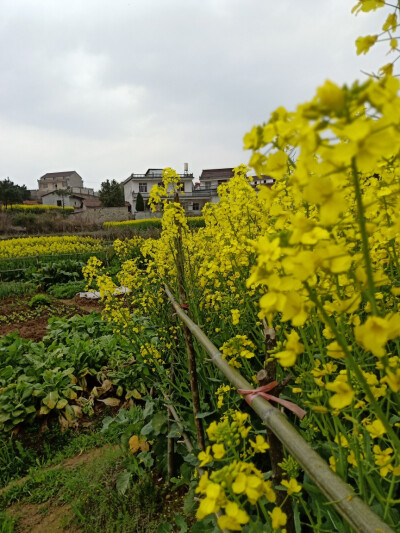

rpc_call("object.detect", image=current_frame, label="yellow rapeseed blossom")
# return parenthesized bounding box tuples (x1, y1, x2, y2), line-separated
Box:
(326, 376, 355, 409)
(269, 506, 287, 530)
(355, 35, 378, 55)
(281, 478, 302, 495)
(365, 419, 387, 439)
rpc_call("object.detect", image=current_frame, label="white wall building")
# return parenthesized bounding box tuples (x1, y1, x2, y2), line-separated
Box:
(41, 191, 100, 210)
(123, 168, 202, 215)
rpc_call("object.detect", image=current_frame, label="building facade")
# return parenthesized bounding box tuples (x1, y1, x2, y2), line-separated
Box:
(123, 168, 203, 215)
(37, 171, 84, 195)
(123, 167, 275, 217)
(41, 191, 100, 210)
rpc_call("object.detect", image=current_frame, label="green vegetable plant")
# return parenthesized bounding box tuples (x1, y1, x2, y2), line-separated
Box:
(28, 294, 52, 308)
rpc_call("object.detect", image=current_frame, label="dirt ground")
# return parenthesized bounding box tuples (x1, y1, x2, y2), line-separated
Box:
(0, 295, 103, 341)
(6, 446, 116, 533)
(9, 501, 77, 533)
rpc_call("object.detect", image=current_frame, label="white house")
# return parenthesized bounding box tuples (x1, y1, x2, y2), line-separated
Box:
(123, 167, 202, 215)
(41, 191, 100, 210)
(197, 168, 274, 205)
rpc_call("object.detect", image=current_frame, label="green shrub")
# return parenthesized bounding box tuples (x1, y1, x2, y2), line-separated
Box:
(0, 281, 36, 299)
(28, 294, 52, 308)
(48, 280, 86, 299)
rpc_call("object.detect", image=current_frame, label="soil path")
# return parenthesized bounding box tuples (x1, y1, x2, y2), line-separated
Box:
(1, 444, 117, 496)
(4, 444, 119, 533)
(9, 501, 77, 533)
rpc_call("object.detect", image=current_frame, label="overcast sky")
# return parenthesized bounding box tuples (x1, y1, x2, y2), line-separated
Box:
(0, 0, 383, 190)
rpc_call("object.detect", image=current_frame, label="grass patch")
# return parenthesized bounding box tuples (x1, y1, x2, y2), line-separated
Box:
(0, 282, 36, 300)
(0, 511, 15, 533)
(0, 421, 117, 489)
(47, 280, 87, 299)
(0, 445, 187, 533)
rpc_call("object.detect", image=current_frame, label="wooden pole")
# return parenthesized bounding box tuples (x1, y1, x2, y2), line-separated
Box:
(256, 324, 295, 533)
(172, 194, 205, 451)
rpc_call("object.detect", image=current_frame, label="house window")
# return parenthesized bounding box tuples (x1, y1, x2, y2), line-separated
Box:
(205, 182, 211, 189)
(139, 183, 147, 193)
(192, 203, 200, 211)
(57, 200, 62, 207)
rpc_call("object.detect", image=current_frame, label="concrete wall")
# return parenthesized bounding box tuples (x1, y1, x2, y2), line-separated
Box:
(134, 211, 162, 219)
(69, 206, 132, 225)
(42, 192, 82, 208)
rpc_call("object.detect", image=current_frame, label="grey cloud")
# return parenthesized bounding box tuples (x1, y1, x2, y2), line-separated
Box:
(0, 0, 384, 188)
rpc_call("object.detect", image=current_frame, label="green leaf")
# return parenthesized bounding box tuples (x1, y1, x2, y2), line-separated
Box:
(39, 405, 51, 415)
(43, 391, 59, 409)
(143, 400, 154, 419)
(183, 453, 198, 466)
(64, 403, 75, 422)
(174, 515, 188, 533)
(190, 516, 219, 533)
(140, 420, 153, 436)
(151, 412, 167, 435)
(167, 425, 181, 439)
(157, 523, 173, 533)
(56, 398, 68, 409)
(116, 470, 131, 495)
(196, 411, 215, 419)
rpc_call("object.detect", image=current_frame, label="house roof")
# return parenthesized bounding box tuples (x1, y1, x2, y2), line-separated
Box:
(199, 168, 235, 180)
(70, 194, 101, 207)
(39, 171, 79, 180)
(144, 168, 163, 176)
(40, 191, 63, 198)
(124, 169, 193, 185)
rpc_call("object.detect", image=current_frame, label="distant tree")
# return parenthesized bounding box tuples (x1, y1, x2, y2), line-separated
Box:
(0, 178, 30, 209)
(135, 192, 145, 212)
(99, 179, 125, 207)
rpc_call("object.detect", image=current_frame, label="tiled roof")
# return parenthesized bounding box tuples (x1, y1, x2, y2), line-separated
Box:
(39, 171, 77, 180)
(199, 168, 234, 180)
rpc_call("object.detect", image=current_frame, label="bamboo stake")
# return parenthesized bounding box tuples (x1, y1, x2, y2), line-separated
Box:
(164, 284, 394, 533)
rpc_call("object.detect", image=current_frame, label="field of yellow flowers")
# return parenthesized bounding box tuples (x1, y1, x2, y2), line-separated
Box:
(82, 4, 400, 531)
(0, 235, 104, 259)
(1, 204, 73, 213)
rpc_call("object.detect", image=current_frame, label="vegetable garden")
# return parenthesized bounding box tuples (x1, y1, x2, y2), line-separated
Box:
(2, 2, 400, 532)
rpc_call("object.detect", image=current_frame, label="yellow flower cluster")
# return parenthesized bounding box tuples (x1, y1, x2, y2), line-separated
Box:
(1, 204, 74, 212)
(113, 237, 144, 260)
(103, 218, 162, 228)
(103, 216, 204, 228)
(220, 335, 256, 368)
(0, 235, 104, 259)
